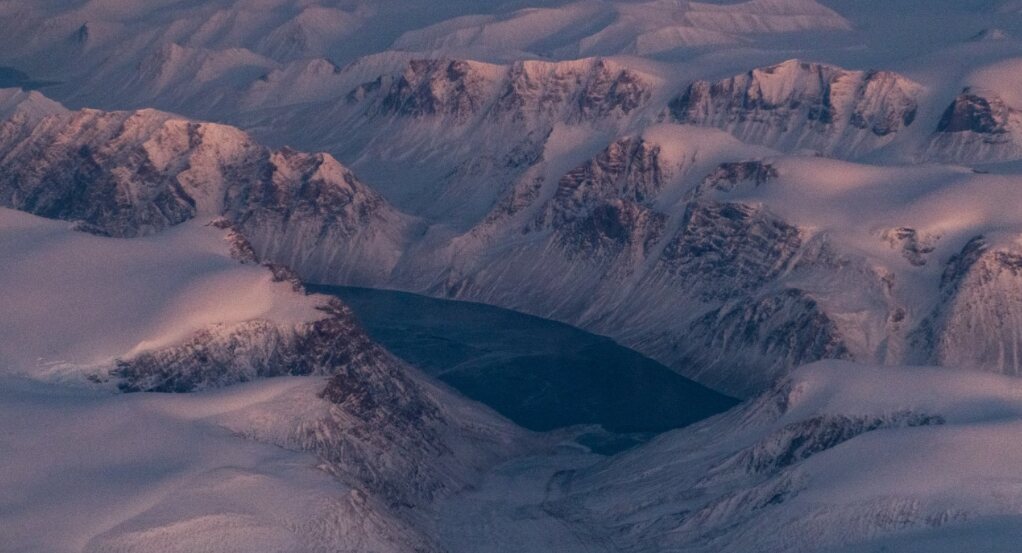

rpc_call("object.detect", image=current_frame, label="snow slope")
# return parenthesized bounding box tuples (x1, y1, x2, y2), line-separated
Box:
(12, 1, 1022, 551)
(0, 208, 320, 379)
(553, 361, 1022, 552)
(0, 206, 531, 552)
(0, 377, 416, 553)
(384, 135, 1022, 396)
(16, 87, 1022, 398)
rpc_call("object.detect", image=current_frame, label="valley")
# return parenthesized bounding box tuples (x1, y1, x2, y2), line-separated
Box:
(4, 0, 1022, 551)
(317, 285, 736, 439)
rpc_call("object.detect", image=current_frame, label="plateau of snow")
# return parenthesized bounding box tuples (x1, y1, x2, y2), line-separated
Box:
(0, 208, 321, 379)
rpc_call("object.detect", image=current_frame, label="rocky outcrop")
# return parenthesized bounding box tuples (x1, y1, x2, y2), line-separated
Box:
(937, 90, 1012, 134)
(882, 227, 938, 266)
(668, 59, 921, 157)
(112, 299, 384, 393)
(0, 100, 414, 280)
(0, 109, 234, 237)
(673, 288, 852, 394)
(317, 56, 657, 224)
(226, 148, 415, 285)
(693, 160, 778, 197)
(534, 137, 667, 231)
(492, 59, 653, 123)
(925, 88, 1022, 162)
(361, 59, 501, 120)
(718, 411, 944, 478)
(350, 57, 654, 126)
(913, 236, 1022, 375)
(657, 202, 804, 301)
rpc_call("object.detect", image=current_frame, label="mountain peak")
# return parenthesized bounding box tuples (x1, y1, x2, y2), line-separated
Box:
(0, 88, 68, 123)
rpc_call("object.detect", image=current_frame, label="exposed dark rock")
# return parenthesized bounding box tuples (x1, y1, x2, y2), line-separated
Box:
(658, 202, 803, 301)
(937, 89, 1011, 134)
(695, 160, 778, 196)
(728, 411, 945, 475)
(668, 59, 920, 154)
(882, 227, 938, 266)
(377, 59, 493, 119)
(558, 199, 667, 258)
(540, 136, 666, 229)
(684, 288, 851, 366)
(112, 298, 386, 393)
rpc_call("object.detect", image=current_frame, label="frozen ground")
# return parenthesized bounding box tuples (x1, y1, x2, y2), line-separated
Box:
(0, 376, 351, 553)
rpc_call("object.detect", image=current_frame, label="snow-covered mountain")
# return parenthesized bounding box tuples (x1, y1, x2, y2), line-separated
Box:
(8, 1, 1022, 551)
(235, 55, 665, 225)
(0, 206, 529, 552)
(553, 361, 1022, 552)
(925, 87, 1022, 162)
(667, 59, 923, 157)
(0, 92, 415, 282)
(13, 86, 1022, 399)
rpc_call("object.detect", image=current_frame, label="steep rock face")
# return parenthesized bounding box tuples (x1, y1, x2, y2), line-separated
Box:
(0, 109, 253, 237)
(913, 236, 1022, 375)
(555, 199, 668, 264)
(425, 132, 684, 298)
(401, 134, 863, 397)
(112, 299, 382, 393)
(937, 90, 1013, 134)
(925, 88, 1022, 162)
(693, 160, 778, 196)
(668, 59, 921, 157)
(316, 56, 658, 224)
(669, 288, 852, 394)
(491, 59, 653, 123)
(622, 200, 853, 396)
(0, 100, 414, 279)
(349, 57, 653, 126)
(534, 136, 666, 230)
(227, 148, 414, 285)
(312, 365, 523, 509)
(359, 59, 503, 120)
(656, 202, 803, 301)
